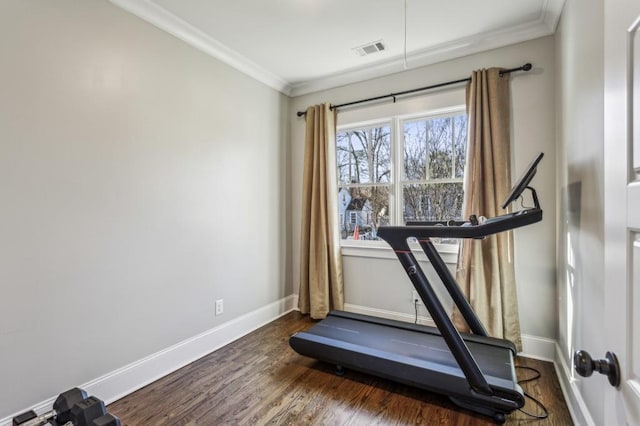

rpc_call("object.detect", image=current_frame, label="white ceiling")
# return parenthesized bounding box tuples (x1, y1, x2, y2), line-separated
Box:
(109, 0, 565, 96)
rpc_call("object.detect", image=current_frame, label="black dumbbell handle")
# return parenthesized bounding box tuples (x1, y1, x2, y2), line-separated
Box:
(14, 410, 76, 426)
(15, 411, 54, 426)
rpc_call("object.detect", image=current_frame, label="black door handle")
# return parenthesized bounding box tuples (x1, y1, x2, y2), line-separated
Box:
(573, 350, 620, 387)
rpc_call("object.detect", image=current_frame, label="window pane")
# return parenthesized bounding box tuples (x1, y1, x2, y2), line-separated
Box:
(428, 117, 453, 179)
(404, 114, 467, 181)
(403, 183, 464, 222)
(454, 115, 467, 178)
(336, 126, 391, 185)
(403, 121, 427, 180)
(338, 186, 390, 240)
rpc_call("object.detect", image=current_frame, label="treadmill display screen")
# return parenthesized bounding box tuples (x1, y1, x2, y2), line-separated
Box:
(501, 152, 544, 209)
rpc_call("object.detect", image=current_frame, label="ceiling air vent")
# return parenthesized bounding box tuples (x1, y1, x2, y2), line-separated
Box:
(353, 40, 386, 56)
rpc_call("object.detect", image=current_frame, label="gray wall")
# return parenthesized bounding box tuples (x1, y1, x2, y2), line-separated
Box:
(0, 0, 290, 418)
(555, 0, 606, 423)
(290, 36, 557, 340)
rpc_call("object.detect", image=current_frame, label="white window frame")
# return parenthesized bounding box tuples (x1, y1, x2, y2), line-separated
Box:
(338, 105, 466, 261)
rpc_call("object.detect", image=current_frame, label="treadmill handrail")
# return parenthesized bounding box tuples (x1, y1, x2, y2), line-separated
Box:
(380, 207, 542, 242)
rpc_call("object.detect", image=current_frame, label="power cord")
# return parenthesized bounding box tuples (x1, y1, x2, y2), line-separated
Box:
(515, 365, 549, 420)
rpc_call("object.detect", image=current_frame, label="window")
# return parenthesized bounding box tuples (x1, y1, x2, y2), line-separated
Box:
(336, 108, 467, 243)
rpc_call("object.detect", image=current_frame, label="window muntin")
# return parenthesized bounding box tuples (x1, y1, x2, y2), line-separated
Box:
(337, 109, 466, 243)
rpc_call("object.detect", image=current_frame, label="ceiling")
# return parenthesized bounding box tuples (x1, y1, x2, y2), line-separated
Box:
(109, 0, 565, 96)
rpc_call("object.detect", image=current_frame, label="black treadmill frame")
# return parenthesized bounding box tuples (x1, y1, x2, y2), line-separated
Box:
(375, 153, 544, 405)
(376, 205, 542, 400)
(290, 153, 545, 422)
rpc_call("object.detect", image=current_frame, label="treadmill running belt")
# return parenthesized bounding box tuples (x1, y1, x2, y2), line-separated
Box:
(290, 313, 520, 395)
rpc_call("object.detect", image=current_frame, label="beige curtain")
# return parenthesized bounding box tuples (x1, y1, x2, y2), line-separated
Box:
(298, 103, 344, 319)
(453, 68, 522, 350)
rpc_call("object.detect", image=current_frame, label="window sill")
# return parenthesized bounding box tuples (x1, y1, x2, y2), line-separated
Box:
(340, 240, 459, 264)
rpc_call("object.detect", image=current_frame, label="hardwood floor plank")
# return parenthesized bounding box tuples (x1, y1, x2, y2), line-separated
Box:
(108, 311, 573, 425)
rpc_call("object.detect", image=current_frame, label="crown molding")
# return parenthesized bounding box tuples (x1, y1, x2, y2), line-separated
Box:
(542, 0, 566, 33)
(110, 0, 564, 98)
(109, 0, 293, 95)
(289, 0, 565, 96)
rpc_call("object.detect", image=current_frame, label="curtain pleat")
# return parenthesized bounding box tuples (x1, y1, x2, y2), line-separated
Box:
(298, 103, 344, 319)
(454, 68, 522, 350)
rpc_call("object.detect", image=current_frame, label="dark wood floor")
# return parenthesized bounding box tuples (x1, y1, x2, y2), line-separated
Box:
(108, 311, 573, 425)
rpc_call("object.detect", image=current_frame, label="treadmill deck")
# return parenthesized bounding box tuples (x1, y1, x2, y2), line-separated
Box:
(290, 311, 522, 406)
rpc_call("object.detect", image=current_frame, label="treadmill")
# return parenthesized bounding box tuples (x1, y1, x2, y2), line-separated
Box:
(289, 153, 544, 423)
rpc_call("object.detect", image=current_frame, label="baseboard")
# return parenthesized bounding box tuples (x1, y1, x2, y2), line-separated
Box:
(520, 334, 556, 361)
(343, 302, 437, 327)
(0, 295, 297, 426)
(553, 342, 595, 426)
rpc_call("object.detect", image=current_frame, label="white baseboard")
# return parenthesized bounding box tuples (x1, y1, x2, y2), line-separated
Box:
(344, 302, 437, 327)
(520, 334, 556, 361)
(553, 343, 595, 426)
(0, 295, 297, 426)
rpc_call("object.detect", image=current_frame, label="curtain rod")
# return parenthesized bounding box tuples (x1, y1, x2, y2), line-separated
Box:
(296, 63, 532, 117)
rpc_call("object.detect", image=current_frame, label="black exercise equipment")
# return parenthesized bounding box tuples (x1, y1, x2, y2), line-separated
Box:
(70, 396, 111, 426)
(12, 387, 121, 426)
(13, 387, 87, 426)
(290, 153, 544, 423)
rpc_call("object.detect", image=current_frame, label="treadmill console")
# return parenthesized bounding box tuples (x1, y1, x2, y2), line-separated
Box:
(501, 152, 544, 209)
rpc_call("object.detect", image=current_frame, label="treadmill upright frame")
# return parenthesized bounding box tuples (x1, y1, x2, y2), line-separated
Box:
(290, 154, 545, 423)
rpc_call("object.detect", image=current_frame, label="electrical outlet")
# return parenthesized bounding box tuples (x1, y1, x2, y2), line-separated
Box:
(412, 290, 422, 305)
(215, 299, 224, 316)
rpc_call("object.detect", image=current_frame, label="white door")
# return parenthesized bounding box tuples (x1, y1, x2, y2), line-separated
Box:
(603, 0, 640, 423)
